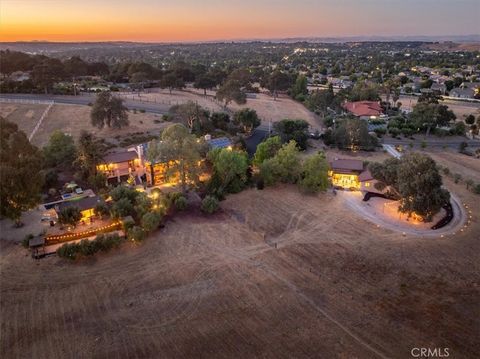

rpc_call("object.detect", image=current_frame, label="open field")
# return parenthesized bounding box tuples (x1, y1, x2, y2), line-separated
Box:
(1, 180, 479, 358)
(133, 89, 321, 129)
(423, 148, 480, 183)
(1, 103, 167, 147)
(398, 95, 480, 120)
(0, 103, 48, 138)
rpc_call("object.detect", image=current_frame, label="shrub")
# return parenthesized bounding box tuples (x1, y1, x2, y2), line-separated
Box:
(128, 226, 146, 242)
(473, 184, 480, 195)
(57, 233, 124, 260)
(94, 203, 109, 218)
(58, 206, 82, 227)
(57, 242, 80, 260)
(421, 141, 427, 149)
(201, 196, 219, 214)
(453, 173, 462, 184)
(141, 212, 162, 233)
(174, 195, 188, 211)
(389, 127, 401, 137)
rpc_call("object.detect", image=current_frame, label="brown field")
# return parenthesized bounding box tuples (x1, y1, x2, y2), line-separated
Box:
(424, 148, 480, 183)
(399, 96, 480, 120)
(0, 103, 48, 138)
(1, 103, 167, 147)
(136, 88, 321, 129)
(1, 179, 479, 358)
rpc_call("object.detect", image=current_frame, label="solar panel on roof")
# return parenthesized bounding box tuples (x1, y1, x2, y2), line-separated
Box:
(208, 137, 232, 149)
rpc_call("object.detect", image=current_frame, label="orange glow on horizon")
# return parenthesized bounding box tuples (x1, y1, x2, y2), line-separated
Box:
(0, 0, 477, 42)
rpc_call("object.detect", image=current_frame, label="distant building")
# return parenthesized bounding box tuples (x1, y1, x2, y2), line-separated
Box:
(449, 87, 475, 99)
(343, 101, 384, 120)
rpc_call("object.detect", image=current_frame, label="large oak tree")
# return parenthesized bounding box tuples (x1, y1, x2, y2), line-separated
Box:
(0, 118, 44, 225)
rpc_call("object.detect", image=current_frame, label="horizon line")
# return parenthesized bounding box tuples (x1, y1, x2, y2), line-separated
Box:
(1, 34, 480, 45)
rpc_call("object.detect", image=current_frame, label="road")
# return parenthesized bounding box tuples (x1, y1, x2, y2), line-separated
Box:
(0, 93, 170, 115)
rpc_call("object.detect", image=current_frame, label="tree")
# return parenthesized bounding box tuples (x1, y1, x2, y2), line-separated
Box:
(58, 206, 82, 228)
(290, 74, 308, 101)
(31, 58, 64, 94)
(168, 101, 210, 134)
(194, 74, 217, 95)
(298, 152, 329, 193)
(370, 153, 450, 221)
(90, 92, 129, 129)
(332, 119, 378, 151)
(141, 212, 162, 233)
(306, 85, 339, 115)
(465, 114, 475, 125)
(127, 226, 146, 242)
(74, 131, 105, 179)
(148, 124, 202, 193)
(111, 198, 135, 219)
(216, 79, 246, 106)
(233, 108, 260, 134)
(260, 140, 302, 185)
(208, 148, 249, 194)
(410, 102, 455, 136)
(265, 70, 292, 100)
(0, 118, 44, 225)
(160, 72, 185, 94)
(43, 130, 76, 168)
(273, 119, 309, 150)
(252, 136, 282, 166)
(349, 82, 380, 101)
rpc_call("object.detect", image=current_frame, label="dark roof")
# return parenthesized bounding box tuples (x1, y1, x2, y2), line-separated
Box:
(57, 196, 103, 212)
(208, 137, 232, 149)
(29, 236, 45, 247)
(103, 150, 138, 164)
(330, 159, 364, 172)
(359, 170, 374, 182)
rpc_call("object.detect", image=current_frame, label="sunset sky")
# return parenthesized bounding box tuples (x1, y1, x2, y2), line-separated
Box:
(1, 0, 479, 42)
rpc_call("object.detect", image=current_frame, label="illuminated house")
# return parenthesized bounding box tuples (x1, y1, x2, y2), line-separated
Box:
(55, 196, 104, 222)
(329, 159, 377, 191)
(96, 149, 145, 185)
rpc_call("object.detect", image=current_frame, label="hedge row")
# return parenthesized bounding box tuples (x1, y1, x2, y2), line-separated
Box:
(57, 233, 124, 260)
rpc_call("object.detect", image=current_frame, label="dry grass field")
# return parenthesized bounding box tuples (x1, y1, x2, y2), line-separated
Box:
(1, 103, 167, 147)
(134, 89, 321, 128)
(1, 180, 479, 358)
(0, 103, 48, 138)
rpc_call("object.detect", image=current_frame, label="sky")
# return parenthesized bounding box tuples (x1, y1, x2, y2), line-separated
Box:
(0, 0, 479, 42)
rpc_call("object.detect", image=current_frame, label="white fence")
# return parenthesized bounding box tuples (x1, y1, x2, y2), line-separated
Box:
(29, 101, 55, 141)
(0, 97, 55, 105)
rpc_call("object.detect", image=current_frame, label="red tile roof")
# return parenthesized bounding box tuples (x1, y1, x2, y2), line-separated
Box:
(343, 101, 383, 117)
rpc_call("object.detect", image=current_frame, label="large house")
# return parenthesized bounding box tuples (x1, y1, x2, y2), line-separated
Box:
(96, 148, 145, 185)
(329, 159, 377, 191)
(343, 101, 384, 120)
